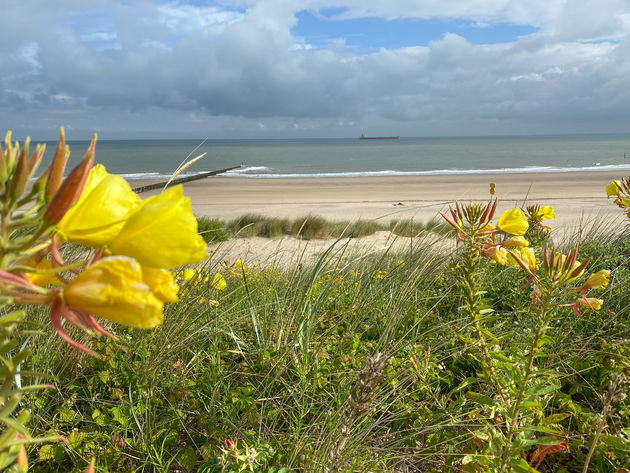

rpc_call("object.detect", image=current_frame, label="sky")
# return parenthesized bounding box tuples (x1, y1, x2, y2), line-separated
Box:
(2, 0, 630, 139)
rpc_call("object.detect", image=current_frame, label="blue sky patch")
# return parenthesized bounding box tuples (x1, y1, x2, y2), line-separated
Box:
(292, 10, 538, 51)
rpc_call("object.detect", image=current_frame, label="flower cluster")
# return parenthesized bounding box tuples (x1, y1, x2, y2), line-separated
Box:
(441, 200, 537, 271)
(508, 240, 608, 316)
(0, 129, 208, 354)
(606, 178, 630, 217)
(443, 198, 609, 316)
(525, 204, 555, 231)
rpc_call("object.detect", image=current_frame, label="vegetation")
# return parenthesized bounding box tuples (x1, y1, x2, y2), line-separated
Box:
(2, 132, 630, 473)
(198, 214, 451, 243)
(23, 224, 630, 473)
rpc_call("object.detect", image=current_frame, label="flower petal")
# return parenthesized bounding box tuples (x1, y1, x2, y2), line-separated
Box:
(110, 186, 208, 269)
(63, 256, 164, 329)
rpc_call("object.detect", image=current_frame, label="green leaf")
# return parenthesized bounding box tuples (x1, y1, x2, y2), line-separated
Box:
(490, 351, 514, 363)
(480, 328, 500, 344)
(466, 391, 497, 407)
(448, 377, 480, 396)
(524, 382, 560, 397)
(510, 457, 540, 473)
(98, 370, 110, 384)
(541, 413, 569, 426)
(600, 434, 630, 450)
(176, 446, 197, 472)
(110, 406, 130, 427)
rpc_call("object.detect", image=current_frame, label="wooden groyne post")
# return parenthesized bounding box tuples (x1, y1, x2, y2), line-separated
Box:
(132, 165, 242, 194)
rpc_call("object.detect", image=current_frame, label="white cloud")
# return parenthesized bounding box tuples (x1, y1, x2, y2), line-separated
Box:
(1, 0, 630, 138)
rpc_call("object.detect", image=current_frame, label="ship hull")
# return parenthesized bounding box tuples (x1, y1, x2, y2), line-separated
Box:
(359, 136, 400, 140)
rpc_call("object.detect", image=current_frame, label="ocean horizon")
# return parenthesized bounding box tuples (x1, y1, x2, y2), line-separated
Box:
(51, 134, 630, 180)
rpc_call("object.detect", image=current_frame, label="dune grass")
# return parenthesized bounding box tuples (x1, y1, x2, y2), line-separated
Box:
(198, 214, 452, 243)
(21, 217, 630, 473)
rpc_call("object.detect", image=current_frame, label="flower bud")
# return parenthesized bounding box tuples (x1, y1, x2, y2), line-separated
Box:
(44, 151, 94, 225)
(8, 137, 30, 201)
(45, 127, 69, 199)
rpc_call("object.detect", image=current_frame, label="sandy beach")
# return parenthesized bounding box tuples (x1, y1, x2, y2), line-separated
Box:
(135, 170, 627, 229)
(130, 170, 628, 265)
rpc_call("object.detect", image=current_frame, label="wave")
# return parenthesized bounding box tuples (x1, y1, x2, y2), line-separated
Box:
(219, 163, 630, 178)
(118, 162, 630, 180)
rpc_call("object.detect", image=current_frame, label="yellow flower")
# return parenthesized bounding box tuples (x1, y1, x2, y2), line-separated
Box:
(582, 269, 610, 290)
(605, 180, 621, 198)
(182, 268, 197, 281)
(496, 208, 528, 236)
(210, 273, 226, 290)
(482, 246, 507, 265)
(536, 205, 555, 221)
(578, 297, 603, 311)
(62, 256, 164, 329)
(520, 247, 537, 271)
(109, 185, 208, 269)
(57, 165, 141, 247)
(23, 257, 62, 287)
(142, 267, 179, 302)
(501, 236, 529, 248)
(506, 247, 537, 272)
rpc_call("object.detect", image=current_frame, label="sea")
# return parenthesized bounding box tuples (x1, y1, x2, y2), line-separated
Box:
(56, 135, 630, 180)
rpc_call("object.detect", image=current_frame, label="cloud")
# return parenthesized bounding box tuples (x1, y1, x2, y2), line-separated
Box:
(1, 0, 630, 138)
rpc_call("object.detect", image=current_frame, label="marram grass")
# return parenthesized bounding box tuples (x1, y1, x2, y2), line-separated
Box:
(197, 214, 454, 243)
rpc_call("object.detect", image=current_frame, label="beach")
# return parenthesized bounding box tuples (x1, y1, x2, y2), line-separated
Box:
(135, 170, 626, 230)
(130, 170, 628, 265)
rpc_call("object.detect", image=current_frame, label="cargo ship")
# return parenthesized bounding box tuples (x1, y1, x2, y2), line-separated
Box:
(360, 134, 400, 140)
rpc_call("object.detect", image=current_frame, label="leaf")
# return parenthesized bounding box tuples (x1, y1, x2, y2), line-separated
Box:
(110, 406, 130, 427)
(480, 328, 500, 344)
(510, 457, 540, 473)
(448, 377, 480, 397)
(490, 351, 514, 363)
(524, 382, 560, 397)
(541, 413, 569, 426)
(600, 434, 630, 451)
(176, 446, 197, 472)
(98, 370, 110, 384)
(466, 391, 497, 407)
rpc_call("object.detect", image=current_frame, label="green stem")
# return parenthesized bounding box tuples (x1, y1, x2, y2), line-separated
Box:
(462, 244, 511, 408)
(581, 406, 610, 473)
(499, 292, 551, 473)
